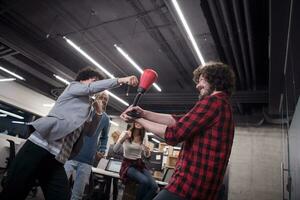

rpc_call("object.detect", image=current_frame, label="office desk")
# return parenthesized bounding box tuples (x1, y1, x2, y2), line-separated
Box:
(92, 167, 119, 200)
(91, 167, 168, 200)
(92, 167, 120, 179)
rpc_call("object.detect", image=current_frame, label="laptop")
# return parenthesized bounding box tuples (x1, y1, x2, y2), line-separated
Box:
(105, 159, 122, 173)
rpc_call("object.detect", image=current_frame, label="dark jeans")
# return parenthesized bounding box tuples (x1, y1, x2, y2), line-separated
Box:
(0, 140, 70, 200)
(127, 167, 158, 200)
(153, 189, 186, 200)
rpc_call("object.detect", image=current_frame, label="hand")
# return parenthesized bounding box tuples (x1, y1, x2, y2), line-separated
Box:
(120, 106, 145, 122)
(118, 76, 138, 87)
(93, 99, 103, 114)
(143, 145, 150, 153)
(95, 152, 105, 160)
(120, 131, 131, 143)
(124, 131, 132, 140)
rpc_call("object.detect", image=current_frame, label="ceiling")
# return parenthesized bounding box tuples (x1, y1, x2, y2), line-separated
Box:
(0, 0, 299, 125)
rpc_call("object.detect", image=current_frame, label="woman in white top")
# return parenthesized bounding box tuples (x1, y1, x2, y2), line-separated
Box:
(113, 122, 158, 200)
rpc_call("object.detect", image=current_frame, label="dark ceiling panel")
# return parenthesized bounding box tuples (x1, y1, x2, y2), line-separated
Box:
(0, 0, 298, 121)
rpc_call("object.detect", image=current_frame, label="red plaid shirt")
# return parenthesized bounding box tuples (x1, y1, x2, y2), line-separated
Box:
(164, 92, 234, 200)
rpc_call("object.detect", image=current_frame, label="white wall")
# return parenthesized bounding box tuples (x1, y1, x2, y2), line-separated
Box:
(229, 126, 283, 200)
(0, 76, 54, 116)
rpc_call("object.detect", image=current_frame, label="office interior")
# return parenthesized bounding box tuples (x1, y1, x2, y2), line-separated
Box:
(0, 0, 300, 200)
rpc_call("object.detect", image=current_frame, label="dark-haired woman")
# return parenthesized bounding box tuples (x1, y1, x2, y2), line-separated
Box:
(113, 122, 158, 200)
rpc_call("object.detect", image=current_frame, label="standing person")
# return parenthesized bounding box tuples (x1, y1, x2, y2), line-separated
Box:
(121, 62, 236, 200)
(0, 67, 138, 200)
(113, 122, 158, 200)
(64, 91, 110, 200)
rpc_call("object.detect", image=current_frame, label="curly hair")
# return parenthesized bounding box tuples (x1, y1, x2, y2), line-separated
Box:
(75, 67, 104, 81)
(193, 61, 236, 96)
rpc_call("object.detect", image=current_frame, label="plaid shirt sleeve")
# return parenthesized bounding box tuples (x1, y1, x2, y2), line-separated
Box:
(165, 96, 220, 146)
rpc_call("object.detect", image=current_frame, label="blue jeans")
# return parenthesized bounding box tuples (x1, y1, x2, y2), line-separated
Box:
(64, 160, 91, 200)
(154, 189, 186, 200)
(127, 167, 158, 200)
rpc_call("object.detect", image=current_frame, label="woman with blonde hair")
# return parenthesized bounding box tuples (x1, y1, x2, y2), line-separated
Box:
(113, 122, 158, 200)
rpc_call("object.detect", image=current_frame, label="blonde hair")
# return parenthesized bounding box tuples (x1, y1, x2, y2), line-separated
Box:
(94, 91, 109, 101)
(111, 131, 121, 143)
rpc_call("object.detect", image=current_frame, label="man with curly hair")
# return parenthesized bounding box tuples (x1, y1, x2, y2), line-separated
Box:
(121, 62, 236, 200)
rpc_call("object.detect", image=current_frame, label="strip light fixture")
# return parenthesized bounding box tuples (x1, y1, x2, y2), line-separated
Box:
(114, 44, 162, 92)
(146, 132, 154, 136)
(151, 138, 161, 144)
(109, 120, 119, 127)
(63, 36, 114, 78)
(53, 74, 70, 85)
(43, 103, 55, 107)
(0, 109, 24, 119)
(12, 121, 25, 124)
(171, 0, 205, 65)
(53, 74, 129, 106)
(0, 78, 16, 82)
(0, 66, 25, 80)
(0, 114, 7, 117)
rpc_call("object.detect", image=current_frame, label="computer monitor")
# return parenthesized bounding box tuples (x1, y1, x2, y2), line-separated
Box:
(105, 159, 122, 173)
(162, 168, 174, 182)
(147, 151, 163, 171)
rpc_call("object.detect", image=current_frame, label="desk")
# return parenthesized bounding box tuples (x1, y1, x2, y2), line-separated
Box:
(92, 167, 119, 200)
(92, 167, 119, 178)
(91, 167, 168, 200)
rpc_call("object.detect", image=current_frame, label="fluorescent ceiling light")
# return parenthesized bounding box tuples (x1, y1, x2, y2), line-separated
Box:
(109, 120, 119, 127)
(0, 109, 24, 119)
(114, 44, 162, 92)
(0, 114, 7, 117)
(171, 0, 205, 65)
(106, 91, 129, 106)
(0, 66, 25, 81)
(43, 103, 55, 107)
(53, 74, 129, 106)
(151, 138, 161, 144)
(0, 78, 16, 82)
(12, 120, 25, 124)
(146, 132, 154, 136)
(53, 74, 70, 85)
(63, 36, 115, 78)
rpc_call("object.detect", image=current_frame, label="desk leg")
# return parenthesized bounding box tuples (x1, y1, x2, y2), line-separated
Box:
(112, 178, 118, 200)
(104, 176, 112, 200)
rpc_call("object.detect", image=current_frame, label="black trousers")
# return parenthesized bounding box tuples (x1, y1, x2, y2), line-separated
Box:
(0, 140, 70, 200)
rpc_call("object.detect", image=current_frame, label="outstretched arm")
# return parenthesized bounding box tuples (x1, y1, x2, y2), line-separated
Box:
(121, 106, 176, 126)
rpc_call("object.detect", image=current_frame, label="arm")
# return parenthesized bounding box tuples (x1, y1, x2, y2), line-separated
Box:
(143, 110, 176, 126)
(121, 106, 176, 126)
(97, 114, 110, 153)
(135, 118, 167, 139)
(164, 96, 220, 146)
(113, 131, 130, 152)
(66, 78, 119, 96)
(66, 76, 138, 97)
(142, 135, 151, 158)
